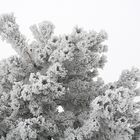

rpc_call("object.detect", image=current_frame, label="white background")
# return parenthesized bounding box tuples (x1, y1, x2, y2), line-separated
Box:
(0, 0, 140, 88)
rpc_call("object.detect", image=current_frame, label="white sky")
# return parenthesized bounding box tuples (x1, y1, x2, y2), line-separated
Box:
(0, 0, 140, 85)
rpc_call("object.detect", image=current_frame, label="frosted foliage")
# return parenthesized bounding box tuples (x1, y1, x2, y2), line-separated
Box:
(0, 13, 140, 140)
(30, 21, 54, 43)
(118, 67, 140, 90)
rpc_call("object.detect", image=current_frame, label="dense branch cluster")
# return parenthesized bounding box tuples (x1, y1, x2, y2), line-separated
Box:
(0, 13, 140, 140)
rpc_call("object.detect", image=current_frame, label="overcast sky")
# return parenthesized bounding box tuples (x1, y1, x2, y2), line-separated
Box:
(0, 0, 140, 85)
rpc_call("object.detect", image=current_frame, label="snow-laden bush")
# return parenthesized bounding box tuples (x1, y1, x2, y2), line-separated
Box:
(0, 13, 140, 140)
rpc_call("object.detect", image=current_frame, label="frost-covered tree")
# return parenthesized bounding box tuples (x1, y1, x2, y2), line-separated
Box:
(0, 13, 140, 140)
